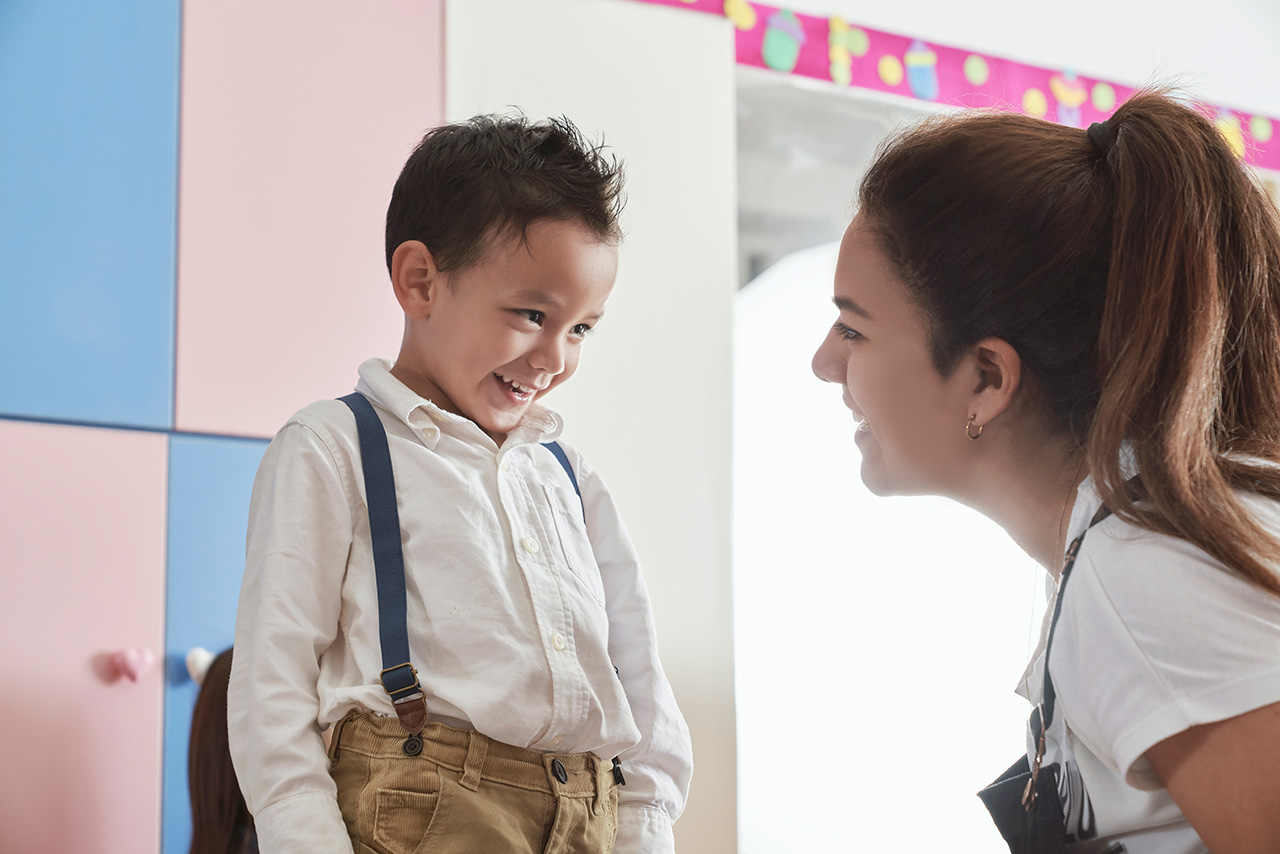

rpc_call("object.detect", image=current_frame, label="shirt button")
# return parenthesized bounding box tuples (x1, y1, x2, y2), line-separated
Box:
(522, 537, 540, 554)
(551, 632, 566, 650)
(500, 459, 511, 472)
(423, 427, 438, 440)
(549, 733, 565, 749)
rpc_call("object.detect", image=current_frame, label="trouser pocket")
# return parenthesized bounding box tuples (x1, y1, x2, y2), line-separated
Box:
(371, 785, 444, 854)
(330, 715, 445, 854)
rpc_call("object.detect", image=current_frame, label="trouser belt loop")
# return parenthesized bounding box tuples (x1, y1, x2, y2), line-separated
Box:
(460, 730, 488, 791)
(327, 710, 353, 762)
(591, 756, 606, 815)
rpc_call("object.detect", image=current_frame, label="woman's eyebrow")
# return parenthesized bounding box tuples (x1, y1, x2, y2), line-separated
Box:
(832, 295, 874, 320)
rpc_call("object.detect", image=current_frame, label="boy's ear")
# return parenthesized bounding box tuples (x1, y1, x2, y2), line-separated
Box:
(390, 241, 443, 319)
(969, 336, 1023, 429)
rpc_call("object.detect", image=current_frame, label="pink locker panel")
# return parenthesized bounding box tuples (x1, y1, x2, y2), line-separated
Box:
(0, 421, 167, 854)
(175, 0, 445, 438)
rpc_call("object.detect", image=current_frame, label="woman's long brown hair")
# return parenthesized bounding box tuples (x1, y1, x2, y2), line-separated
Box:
(858, 91, 1280, 596)
(189, 648, 255, 854)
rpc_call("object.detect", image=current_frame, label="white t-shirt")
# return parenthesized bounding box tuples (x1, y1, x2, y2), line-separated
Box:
(1015, 475, 1280, 853)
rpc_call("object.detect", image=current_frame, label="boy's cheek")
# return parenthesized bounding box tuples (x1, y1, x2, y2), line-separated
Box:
(548, 358, 582, 394)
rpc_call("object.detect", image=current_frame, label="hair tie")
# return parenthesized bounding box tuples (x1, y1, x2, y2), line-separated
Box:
(1087, 120, 1116, 156)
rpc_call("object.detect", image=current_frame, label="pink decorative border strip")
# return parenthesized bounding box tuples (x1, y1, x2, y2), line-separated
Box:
(633, 0, 1278, 171)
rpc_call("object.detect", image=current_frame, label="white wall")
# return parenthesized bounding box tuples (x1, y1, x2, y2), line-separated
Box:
(782, 0, 1280, 118)
(446, 1, 739, 850)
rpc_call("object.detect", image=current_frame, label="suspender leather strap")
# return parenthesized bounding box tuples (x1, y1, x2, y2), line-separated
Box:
(338, 392, 428, 737)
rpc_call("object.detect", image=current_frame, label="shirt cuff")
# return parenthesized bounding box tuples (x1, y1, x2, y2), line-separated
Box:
(614, 806, 676, 854)
(254, 790, 353, 854)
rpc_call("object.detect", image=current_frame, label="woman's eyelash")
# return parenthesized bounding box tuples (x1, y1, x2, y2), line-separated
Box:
(833, 321, 864, 341)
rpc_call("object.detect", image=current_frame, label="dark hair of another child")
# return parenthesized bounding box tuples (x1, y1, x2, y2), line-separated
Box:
(385, 113, 625, 275)
(189, 648, 255, 854)
(857, 90, 1280, 598)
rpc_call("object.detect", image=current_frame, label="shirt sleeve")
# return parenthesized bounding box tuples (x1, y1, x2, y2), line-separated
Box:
(573, 451, 694, 854)
(1049, 521, 1280, 791)
(228, 417, 357, 853)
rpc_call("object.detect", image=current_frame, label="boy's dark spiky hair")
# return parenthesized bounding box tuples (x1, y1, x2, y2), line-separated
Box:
(385, 113, 625, 274)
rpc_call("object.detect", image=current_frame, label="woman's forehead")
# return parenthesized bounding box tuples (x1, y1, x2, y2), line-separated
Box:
(835, 220, 933, 333)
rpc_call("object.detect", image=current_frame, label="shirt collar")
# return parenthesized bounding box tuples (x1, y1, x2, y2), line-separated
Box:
(353, 358, 564, 448)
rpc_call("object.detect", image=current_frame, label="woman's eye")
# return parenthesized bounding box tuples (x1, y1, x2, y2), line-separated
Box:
(833, 321, 864, 342)
(516, 309, 546, 325)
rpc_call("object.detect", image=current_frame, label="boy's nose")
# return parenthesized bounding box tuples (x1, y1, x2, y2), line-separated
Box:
(530, 337, 566, 375)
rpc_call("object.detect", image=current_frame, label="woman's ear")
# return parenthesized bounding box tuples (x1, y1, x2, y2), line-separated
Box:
(390, 241, 442, 319)
(970, 337, 1023, 428)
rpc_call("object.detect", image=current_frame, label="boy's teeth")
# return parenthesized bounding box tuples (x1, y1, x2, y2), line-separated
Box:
(500, 374, 533, 394)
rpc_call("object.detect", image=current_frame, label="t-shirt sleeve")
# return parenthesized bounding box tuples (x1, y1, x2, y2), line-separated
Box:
(1048, 519, 1280, 791)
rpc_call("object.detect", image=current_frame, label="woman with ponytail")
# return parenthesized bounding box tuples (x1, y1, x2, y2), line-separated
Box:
(811, 91, 1280, 852)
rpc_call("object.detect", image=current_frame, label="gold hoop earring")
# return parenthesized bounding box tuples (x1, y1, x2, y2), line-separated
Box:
(966, 414, 984, 440)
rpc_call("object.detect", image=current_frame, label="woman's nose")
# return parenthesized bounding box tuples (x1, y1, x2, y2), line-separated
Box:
(811, 331, 843, 384)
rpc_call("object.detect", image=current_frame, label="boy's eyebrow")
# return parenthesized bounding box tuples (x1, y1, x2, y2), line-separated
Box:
(832, 295, 874, 320)
(511, 288, 561, 306)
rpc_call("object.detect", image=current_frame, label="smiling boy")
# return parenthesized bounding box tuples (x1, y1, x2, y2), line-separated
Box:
(228, 116, 693, 854)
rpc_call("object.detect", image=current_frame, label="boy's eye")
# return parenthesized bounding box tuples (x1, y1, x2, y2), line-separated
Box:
(833, 320, 864, 342)
(515, 309, 546, 325)
(571, 323, 593, 338)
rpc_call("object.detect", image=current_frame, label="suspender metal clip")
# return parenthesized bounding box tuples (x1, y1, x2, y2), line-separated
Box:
(380, 662, 422, 699)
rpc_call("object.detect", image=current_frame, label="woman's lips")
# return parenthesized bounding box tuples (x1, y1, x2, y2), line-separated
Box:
(843, 392, 868, 424)
(844, 394, 872, 438)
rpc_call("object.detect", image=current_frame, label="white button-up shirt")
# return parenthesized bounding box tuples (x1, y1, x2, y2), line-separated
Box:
(229, 359, 693, 853)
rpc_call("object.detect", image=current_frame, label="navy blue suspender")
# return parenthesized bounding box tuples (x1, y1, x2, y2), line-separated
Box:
(337, 392, 584, 752)
(339, 392, 429, 747)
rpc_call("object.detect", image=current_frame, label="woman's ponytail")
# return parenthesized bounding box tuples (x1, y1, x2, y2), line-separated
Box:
(1087, 92, 1280, 597)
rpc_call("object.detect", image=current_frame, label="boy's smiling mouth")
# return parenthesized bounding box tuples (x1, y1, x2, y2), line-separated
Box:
(495, 373, 543, 402)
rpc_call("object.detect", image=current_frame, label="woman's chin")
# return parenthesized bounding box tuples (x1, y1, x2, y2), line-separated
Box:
(859, 470, 897, 497)
(857, 443, 917, 497)
(858, 454, 896, 496)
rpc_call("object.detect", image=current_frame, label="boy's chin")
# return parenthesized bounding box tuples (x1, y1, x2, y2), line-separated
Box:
(470, 410, 524, 442)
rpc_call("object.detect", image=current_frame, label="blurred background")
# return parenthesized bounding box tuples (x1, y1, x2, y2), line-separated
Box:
(2, 0, 1277, 851)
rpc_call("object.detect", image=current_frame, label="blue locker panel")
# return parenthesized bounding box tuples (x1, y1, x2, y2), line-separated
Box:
(163, 434, 269, 854)
(0, 1, 180, 429)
